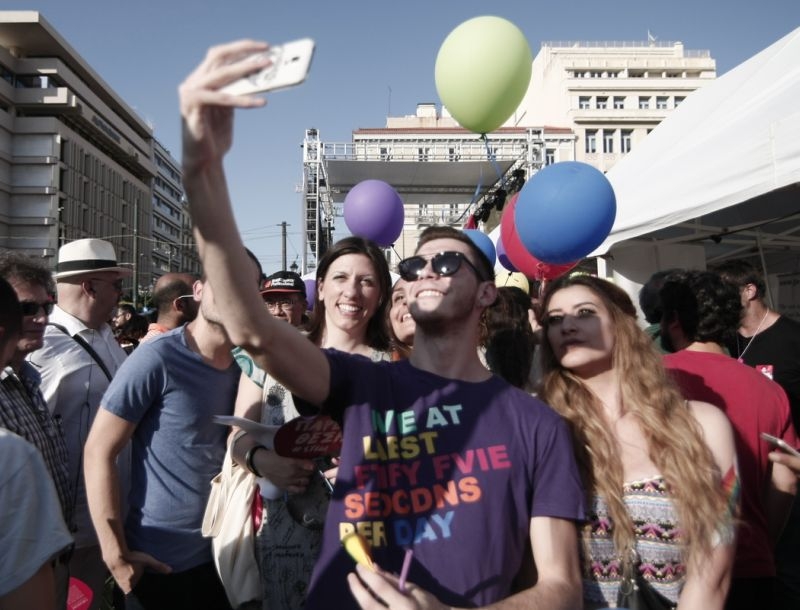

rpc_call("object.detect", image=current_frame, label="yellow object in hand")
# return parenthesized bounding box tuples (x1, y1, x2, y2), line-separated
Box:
(341, 531, 376, 572)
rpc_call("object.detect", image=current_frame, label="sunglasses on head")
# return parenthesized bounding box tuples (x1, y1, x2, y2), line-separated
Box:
(398, 251, 487, 282)
(20, 301, 54, 317)
(173, 294, 194, 307)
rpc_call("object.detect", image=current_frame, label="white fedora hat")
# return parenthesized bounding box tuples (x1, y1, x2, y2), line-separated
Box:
(54, 238, 133, 279)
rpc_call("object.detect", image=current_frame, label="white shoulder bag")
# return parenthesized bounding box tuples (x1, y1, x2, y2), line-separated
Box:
(202, 434, 262, 607)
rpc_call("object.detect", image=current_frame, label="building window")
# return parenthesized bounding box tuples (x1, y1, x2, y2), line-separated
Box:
(621, 130, 632, 153)
(585, 130, 597, 154)
(596, 96, 608, 110)
(613, 96, 625, 109)
(675, 96, 686, 107)
(603, 130, 614, 154)
(656, 96, 668, 110)
(579, 96, 590, 110)
(380, 147, 390, 161)
(545, 149, 555, 165)
(639, 96, 650, 110)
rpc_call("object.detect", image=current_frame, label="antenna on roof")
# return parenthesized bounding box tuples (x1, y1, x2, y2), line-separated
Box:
(647, 30, 657, 45)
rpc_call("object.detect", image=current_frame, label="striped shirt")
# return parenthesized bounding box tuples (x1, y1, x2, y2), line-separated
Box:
(0, 362, 73, 528)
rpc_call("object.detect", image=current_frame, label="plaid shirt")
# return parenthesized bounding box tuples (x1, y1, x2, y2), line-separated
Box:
(0, 362, 74, 528)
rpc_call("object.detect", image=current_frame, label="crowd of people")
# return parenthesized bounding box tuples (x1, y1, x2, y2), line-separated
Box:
(0, 39, 799, 610)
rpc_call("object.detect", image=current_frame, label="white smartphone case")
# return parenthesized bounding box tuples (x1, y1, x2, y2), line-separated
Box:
(221, 38, 315, 96)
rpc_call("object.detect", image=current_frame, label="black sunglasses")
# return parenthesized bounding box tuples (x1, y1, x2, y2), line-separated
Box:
(20, 301, 54, 316)
(398, 251, 487, 282)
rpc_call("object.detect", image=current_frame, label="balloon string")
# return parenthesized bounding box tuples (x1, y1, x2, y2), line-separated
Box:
(481, 134, 508, 190)
(453, 166, 484, 224)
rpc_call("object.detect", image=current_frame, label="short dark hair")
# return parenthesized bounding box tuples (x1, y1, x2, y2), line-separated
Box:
(415, 225, 494, 282)
(117, 303, 137, 317)
(482, 286, 536, 389)
(659, 270, 742, 344)
(714, 259, 766, 299)
(0, 250, 55, 296)
(0, 276, 22, 342)
(639, 269, 679, 324)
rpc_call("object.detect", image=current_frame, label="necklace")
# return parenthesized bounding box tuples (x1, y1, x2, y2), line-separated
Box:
(736, 309, 769, 363)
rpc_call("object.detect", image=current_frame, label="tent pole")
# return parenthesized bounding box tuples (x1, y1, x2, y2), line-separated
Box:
(596, 256, 608, 279)
(756, 231, 774, 308)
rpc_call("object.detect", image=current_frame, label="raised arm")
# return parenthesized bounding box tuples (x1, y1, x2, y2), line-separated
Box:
(179, 40, 329, 405)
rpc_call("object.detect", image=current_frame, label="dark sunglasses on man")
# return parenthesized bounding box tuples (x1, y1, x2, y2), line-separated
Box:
(19, 301, 55, 316)
(398, 251, 489, 282)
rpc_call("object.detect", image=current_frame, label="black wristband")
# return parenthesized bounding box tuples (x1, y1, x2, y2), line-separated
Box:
(244, 444, 266, 477)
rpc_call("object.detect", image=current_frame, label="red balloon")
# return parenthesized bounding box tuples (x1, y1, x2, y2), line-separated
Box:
(500, 194, 578, 281)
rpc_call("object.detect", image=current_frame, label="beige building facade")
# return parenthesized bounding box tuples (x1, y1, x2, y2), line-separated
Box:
(513, 39, 716, 173)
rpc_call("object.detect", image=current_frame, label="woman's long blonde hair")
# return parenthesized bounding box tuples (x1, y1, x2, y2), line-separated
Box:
(538, 274, 728, 565)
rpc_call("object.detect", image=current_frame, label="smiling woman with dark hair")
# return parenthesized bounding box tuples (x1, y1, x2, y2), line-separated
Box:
(229, 235, 393, 610)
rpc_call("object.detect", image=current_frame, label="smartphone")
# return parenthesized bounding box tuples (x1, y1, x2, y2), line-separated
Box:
(221, 38, 315, 96)
(761, 432, 800, 458)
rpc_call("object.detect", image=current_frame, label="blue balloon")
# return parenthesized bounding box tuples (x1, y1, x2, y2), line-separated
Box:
(463, 229, 496, 269)
(514, 162, 616, 264)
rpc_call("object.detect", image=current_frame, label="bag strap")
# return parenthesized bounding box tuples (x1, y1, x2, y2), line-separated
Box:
(48, 322, 113, 381)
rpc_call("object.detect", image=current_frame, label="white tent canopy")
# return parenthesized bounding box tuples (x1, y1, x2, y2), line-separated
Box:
(591, 25, 800, 278)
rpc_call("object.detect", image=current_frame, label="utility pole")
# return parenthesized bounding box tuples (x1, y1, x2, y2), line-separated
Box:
(132, 198, 139, 309)
(280, 221, 289, 270)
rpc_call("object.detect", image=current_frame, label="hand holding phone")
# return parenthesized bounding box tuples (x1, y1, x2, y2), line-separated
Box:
(761, 432, 800, 458)
(221, 38, 315, 96)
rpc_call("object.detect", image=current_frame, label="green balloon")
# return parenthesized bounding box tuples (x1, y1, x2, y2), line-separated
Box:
(435, 16, 532, 134)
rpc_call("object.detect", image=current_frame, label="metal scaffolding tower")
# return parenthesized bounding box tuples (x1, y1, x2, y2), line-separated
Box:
(301, 128, 335, 273)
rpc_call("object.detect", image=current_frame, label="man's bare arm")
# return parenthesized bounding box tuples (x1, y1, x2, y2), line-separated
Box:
(179, 40, 329, 405)
(84, 409, 170, 593)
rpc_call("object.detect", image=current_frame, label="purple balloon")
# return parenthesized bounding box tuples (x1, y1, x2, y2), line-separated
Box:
(343, 180, 405, 247)
(496, 234, 517, 272)
(303, 278, 316, 311)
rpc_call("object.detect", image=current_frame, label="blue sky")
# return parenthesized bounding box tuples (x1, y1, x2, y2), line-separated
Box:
(11, 0, 800, 272)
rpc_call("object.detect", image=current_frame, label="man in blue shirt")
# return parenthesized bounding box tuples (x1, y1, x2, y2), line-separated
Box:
(84, 266, 259, 609)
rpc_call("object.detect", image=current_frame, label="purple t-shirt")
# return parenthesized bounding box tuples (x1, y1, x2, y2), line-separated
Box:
(301, 350, 585, 609)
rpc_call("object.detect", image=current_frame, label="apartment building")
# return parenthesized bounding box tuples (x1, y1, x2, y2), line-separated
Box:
(0, 11, 155, 294)
(151, 141, 200, 283)
(515, 39, 716, 173)
(0, 11, 201, 306)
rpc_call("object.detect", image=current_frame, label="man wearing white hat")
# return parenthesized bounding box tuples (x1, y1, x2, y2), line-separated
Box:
(27, 237, 131, 609)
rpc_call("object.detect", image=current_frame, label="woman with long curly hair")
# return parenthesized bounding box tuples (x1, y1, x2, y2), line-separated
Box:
(537, 274, 738, 609)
